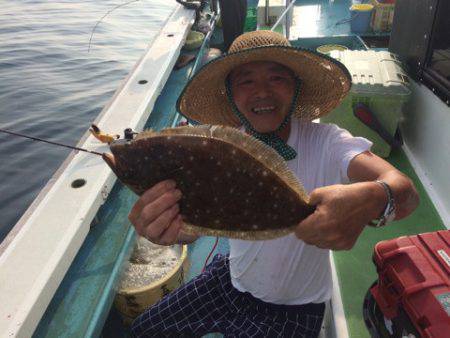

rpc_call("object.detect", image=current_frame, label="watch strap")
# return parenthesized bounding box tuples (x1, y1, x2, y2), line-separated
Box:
(368, 180, 396, 227)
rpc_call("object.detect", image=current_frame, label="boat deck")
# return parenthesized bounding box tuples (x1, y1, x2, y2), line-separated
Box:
(33, 1, 446, 337)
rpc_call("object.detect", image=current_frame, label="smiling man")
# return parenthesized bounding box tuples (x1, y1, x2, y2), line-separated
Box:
(129, 31, 419, 337)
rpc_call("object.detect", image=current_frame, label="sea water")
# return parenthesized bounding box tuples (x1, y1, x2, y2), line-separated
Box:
(0, 0, 176, 243)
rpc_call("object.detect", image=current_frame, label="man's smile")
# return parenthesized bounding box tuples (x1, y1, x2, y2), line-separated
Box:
(251, 105, 276, 115)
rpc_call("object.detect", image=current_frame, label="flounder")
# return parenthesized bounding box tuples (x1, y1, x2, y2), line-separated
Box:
(103, 125, 314, 240)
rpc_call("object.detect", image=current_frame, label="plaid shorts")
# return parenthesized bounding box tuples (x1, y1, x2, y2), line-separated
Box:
(131, 254, 325, 337)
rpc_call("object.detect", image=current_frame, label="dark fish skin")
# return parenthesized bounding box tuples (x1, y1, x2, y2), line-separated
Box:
(103, 128, 315, 239)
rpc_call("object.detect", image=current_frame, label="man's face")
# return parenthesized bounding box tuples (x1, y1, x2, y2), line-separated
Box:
(229, 61, 296, 133)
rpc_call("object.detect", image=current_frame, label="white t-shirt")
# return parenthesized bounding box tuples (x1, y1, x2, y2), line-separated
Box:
(230, 119, 372, 305)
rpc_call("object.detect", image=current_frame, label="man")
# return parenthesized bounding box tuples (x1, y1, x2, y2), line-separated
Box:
(130, 31, 419, 337)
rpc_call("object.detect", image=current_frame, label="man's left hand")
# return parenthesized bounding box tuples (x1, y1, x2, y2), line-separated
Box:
(294, 182, 386, 250)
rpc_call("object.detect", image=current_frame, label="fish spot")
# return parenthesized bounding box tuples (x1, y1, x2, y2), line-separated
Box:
(273, 203, 278, 208)
(214, 219, 220, 224)
(245, 199, 250, 203)
(247, 191, 252, 196)
(231, 149, 237, 155)
(202, 140, 208, 146)
(216, 161, 222, 166)
(158, 155, 163, 160)
(213, 177, 219, 182)
(258, 182, 263, 187)
(187, 170, 192, 175)
(168, 150, 173, 155)
(229, 188, 234, 194)
(262, 170, 268, 177)
(167, 136, 172, 140)
(226, 172, 231, 177)
(144, 156, 149, 161)
(213, 197, 218, 202)
(195, 182, 201, 187)
(252, 224, 259, 229)
(189, 156, 194, 161)
(206, 209, 211, 214)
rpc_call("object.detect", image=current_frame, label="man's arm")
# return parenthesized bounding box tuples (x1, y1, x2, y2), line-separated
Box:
(294, 151, 419, 250)
(347, 151, 419, 220)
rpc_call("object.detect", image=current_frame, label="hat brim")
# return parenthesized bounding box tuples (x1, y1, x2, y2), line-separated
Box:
(177, 45, 352, 126)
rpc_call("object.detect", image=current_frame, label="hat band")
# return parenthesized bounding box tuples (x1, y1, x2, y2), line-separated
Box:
(225, 79, 301, 161)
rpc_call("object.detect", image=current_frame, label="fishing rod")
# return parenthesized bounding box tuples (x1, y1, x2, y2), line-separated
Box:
(0, 128, 104, 156)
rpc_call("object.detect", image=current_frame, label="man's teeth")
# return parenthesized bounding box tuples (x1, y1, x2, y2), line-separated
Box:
(252, 106, 275, 114)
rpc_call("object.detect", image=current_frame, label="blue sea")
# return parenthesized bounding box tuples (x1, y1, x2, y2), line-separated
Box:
(0, 0, 176, 242)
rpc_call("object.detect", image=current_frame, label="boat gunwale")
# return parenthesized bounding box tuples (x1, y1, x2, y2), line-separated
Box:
(0, 4, 196, 337)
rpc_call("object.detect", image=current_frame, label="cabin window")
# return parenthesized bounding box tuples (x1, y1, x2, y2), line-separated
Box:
(389, 0, 450, 105)
(423, 0, 450, 104)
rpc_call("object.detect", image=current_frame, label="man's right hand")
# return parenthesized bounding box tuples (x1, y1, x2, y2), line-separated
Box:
(128, 180, 198, 245)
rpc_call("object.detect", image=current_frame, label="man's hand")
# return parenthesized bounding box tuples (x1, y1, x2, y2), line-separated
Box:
(294, 182, 387, 250)
(128, 180, 198, 246)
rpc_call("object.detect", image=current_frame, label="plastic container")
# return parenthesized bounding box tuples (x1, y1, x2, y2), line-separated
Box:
(350, 4, 374, 33)
(322, 50, 411, 157)
(183, 31, 205, 51)
(316, 44, 348, 55)
(114, 244, 189, 325)
(370, 0, 395, 32)
(369, 231, 450, 337)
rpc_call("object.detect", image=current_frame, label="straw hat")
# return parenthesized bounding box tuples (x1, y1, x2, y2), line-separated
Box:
(177, 30, 352, 126)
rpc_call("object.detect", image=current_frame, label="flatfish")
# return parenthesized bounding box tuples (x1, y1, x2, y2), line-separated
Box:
(102, 125, 314, 240)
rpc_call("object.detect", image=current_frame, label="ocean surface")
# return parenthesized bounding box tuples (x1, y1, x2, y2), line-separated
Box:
(0, 0, 177, 242)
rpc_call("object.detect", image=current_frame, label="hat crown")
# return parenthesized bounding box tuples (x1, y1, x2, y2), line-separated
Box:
(228, 31, 291, 53)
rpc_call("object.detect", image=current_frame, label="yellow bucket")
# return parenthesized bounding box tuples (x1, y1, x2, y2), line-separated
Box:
(183, 30, 205, 51)
(114, 244, 189, 325)
(316, 44, 349, 55)
(350, 4, 374, 11)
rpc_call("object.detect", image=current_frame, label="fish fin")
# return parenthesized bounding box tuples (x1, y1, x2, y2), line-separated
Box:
(136, 125, 214, 139)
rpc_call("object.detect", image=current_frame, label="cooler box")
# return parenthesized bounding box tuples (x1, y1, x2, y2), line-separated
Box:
(321, 50, 411, 157)
(367, 230, 450, 337)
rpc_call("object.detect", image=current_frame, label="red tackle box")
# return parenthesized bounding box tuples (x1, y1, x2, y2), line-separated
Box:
(366, 230, 450, 337)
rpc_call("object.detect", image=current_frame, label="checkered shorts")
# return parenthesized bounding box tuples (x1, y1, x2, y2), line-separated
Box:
(131, 254, 325, 337)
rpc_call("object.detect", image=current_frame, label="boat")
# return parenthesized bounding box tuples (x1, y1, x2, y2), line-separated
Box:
(0, 0, 448, 337)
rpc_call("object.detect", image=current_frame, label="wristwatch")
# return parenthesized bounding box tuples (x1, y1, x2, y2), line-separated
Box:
(368, 180, 396, 228)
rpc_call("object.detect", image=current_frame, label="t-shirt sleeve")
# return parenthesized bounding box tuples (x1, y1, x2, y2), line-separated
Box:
(326, 124, 373, 183)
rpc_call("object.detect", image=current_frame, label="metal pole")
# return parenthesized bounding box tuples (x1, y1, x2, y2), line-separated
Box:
(271, 0, 297, 32)
(265, 0, 270, 26)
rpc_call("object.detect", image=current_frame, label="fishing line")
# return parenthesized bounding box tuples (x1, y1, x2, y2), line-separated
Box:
(0, 128, 103, 156)
(88, 0, 142, 53)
